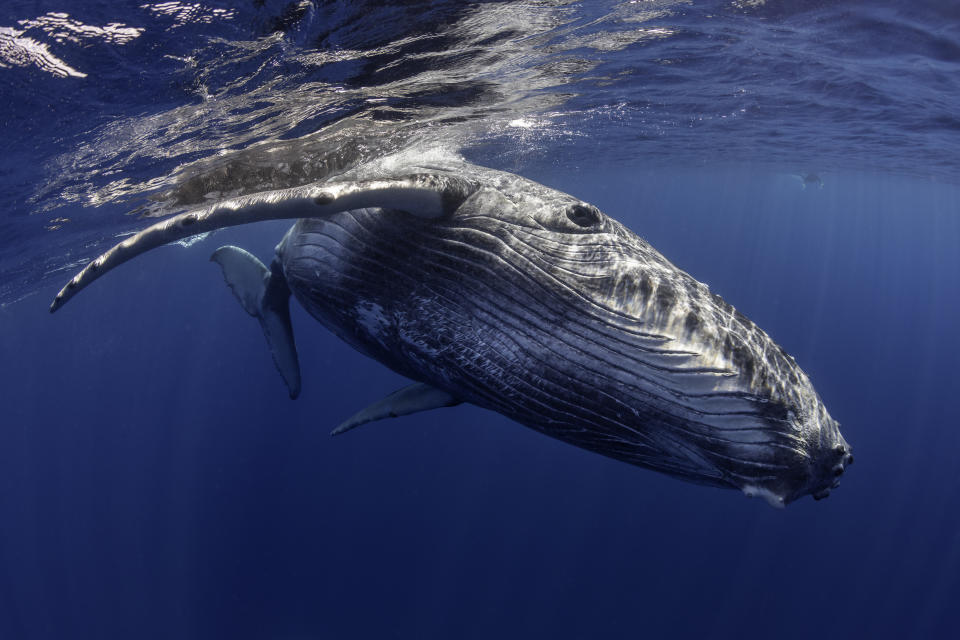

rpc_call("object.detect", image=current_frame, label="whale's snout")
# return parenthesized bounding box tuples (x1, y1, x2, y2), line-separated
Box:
(810, 440, 854, 501)
(744, 412, 852, 508)
(792, 408, 853, 505)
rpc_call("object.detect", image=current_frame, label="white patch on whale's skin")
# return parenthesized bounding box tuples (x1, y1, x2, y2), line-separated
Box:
(742, 484, 786, 509)
(354, 300, 390, 344)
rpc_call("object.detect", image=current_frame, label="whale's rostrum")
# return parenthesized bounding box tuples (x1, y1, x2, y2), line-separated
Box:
(50, 159, 852, 507)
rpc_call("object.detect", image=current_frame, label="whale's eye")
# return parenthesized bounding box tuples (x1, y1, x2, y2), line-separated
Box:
(566, 203, 602, 228)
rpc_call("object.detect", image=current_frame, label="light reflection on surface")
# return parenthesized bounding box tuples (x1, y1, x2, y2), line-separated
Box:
(0, 11, 144, 78)
(32, 0, 684, 220)
(0, 25, 88, 77)
(18, 12, 143, 45)
(140, 2, 237, 27)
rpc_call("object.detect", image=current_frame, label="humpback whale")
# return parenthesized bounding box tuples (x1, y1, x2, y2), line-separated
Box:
(50, 157, 852, 507)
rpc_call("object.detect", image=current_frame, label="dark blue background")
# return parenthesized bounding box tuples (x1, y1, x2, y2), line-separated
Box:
(3, 166, 958, 639)
(4, 0, 960, 637)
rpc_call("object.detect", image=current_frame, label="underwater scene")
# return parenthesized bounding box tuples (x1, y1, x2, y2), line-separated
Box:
(1, 1, 958, 638)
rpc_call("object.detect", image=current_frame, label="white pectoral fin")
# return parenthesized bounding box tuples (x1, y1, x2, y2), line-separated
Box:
(211, 245, 301, 399)
(331, 382, 462, 436)
(49, 174, 475, 312)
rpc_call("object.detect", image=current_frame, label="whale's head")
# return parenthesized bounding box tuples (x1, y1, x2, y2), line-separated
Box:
(456, 168, 854, 507)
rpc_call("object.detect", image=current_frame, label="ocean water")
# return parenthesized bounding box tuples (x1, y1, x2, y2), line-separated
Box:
(1, 1, 959, 638)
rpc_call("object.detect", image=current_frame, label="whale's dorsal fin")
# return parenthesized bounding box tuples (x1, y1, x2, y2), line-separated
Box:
(211, 245, 301, 399)
(331, 383, 462, 436)
(49, 173, 475, 312)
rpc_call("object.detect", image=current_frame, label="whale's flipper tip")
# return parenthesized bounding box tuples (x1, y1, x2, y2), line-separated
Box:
(211, 246, 268, 317)
(212, 245, 301, 399)
(331, 382, 461, 436)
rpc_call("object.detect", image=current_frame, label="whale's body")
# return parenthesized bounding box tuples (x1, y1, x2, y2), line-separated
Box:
(51, 158, 851, 507)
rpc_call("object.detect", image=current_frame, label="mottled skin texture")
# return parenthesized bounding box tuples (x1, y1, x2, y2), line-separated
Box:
(51, 157, 852, 506)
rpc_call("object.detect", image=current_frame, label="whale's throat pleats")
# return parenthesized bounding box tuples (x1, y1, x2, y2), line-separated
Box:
(279, 205, 819, 492)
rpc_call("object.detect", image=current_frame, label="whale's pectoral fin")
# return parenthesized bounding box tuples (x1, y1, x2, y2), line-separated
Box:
(49, 173, 476, 313)
(210, 245, 268, 316)
(211, 245, 301, 399)
(332, 382, 461, 436)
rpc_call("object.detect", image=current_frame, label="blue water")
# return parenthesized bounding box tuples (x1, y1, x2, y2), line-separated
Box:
(2, 2, 959, 638)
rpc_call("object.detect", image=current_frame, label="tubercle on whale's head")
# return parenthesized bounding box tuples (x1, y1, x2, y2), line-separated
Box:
(798, 409, 853, 504)
(743, 407, 852, 508)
